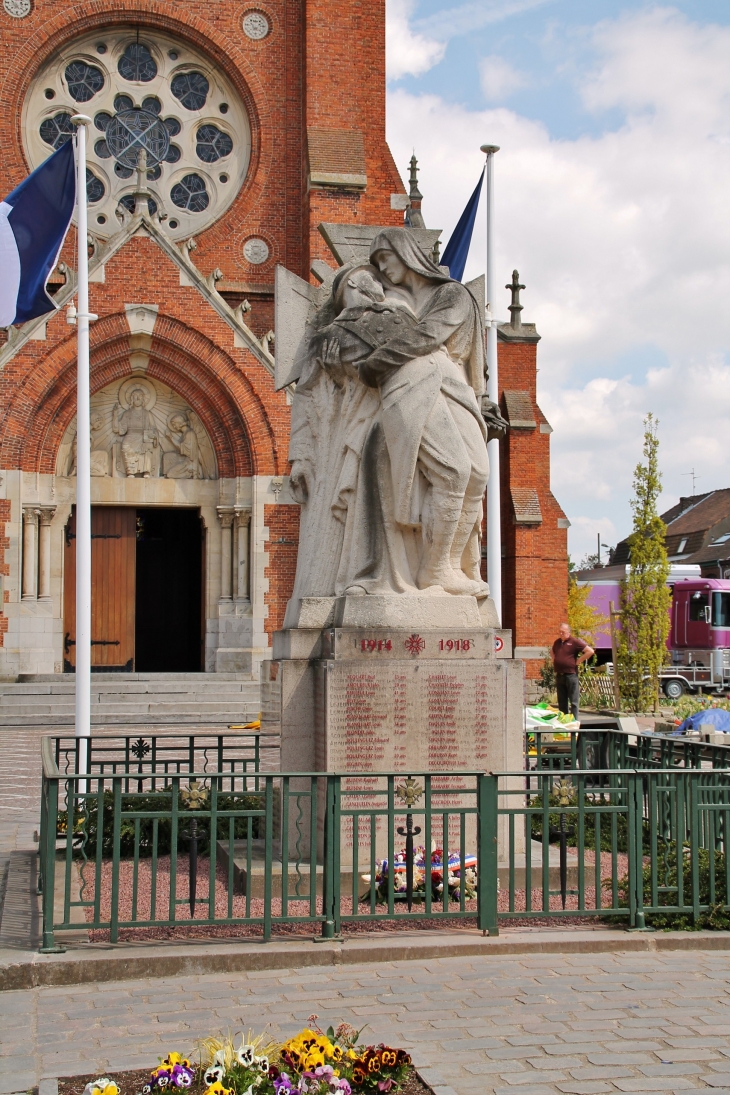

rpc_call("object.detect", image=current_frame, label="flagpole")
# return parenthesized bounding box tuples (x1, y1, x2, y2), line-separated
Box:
(71, 114, 95, 779)
(480, 143, 501, 626)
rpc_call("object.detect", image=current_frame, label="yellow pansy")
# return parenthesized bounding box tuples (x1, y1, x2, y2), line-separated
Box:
(83, 1079, 119, 1095)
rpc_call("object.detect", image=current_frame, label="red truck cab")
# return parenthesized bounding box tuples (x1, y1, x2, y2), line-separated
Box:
(665, 579, 730, 697)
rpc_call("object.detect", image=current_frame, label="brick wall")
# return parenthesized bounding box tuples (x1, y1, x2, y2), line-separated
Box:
(496, 332, 569, 678)
(263, 503, 300, 636)
(0, 236, 289, 475)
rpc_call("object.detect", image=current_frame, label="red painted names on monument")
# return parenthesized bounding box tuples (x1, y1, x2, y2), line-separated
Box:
(325, 662, 506, 776)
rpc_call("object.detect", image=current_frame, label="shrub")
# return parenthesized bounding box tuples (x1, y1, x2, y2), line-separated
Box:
(616, 843, 730, 930)
(58, 788, 265, 858)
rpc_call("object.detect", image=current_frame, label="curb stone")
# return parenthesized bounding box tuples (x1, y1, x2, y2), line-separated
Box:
(3, 928, 730, 991)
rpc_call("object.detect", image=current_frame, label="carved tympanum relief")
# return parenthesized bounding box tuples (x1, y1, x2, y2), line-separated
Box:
(57, 376, 218, 479)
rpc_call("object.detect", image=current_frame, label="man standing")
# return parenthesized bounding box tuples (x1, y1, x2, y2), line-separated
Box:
(552, 623, 594, 721)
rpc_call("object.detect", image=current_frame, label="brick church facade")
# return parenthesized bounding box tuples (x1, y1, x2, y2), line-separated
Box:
(0, 0, 567, 687)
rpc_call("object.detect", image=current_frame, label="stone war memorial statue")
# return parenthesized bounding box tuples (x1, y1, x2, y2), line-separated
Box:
(268, 224, 521, 864)
(284, 227, 507, 630)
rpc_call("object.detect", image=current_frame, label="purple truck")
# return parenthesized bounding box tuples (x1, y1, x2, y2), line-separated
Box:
(577, 564, 730, 699)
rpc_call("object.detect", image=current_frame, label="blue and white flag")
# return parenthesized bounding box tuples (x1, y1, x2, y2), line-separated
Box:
(441, 168, 484, 282)
(0, 139, 76, 327)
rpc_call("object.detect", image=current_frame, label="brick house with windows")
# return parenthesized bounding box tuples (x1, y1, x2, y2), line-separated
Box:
(0, 0, 567, 707)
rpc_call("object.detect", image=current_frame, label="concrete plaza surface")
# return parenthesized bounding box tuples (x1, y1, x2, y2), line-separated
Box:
(3, 950, 730, 1095)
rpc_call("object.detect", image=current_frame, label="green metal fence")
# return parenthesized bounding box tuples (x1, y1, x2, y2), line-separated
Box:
(39, 736, 496, 950)
(38, 730, 730, 951)
(52, 731, 280, 789)
(529, 724, 730, 772)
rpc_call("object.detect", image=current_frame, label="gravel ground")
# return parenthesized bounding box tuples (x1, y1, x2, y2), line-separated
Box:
(80, 852, 627, 942)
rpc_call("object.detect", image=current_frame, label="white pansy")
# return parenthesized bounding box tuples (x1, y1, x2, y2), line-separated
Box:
(236, 1044, 256, 1067)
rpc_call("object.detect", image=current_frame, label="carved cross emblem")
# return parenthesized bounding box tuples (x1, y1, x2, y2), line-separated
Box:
(404, 634, 425, 655)
(396, 777, 424, 808)
(555, 776, 575, 808)
(180, 780, 208, 810)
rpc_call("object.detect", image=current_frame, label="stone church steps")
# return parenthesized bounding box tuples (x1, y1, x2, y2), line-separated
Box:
(0, 673, 262, 727)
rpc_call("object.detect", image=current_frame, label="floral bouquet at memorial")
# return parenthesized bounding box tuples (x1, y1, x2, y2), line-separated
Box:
(188, 1021, 412, 1095)
(371, 846, 477, 903)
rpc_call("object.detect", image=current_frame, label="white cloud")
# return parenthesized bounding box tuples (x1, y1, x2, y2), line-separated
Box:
(386, 7, 730, 556)
(416, 0, 552, 41)
(567, 516, 619, 567)
(386, 0, 552, 82)
(386, 0, 446, 81)
(479, 55, 528, 101)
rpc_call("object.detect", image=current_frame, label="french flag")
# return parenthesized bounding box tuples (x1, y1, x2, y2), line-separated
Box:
(0, 139, 76, 327)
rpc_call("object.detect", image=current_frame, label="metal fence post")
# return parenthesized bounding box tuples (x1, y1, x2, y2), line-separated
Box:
(627, 772, 651, 931)
(689, 773, 701, 926)
(321, 775, 339, 938)
(39, 774, 64, 953)
(477, 773, 499, 935)
(109, 776, 122, 944)
(263, 775, 273, 941)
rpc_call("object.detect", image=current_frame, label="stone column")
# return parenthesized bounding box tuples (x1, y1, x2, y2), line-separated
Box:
(217, 507, 234, 602)
(38, 507, 56, 601)
(21, 507, 40, 600)
(235, 508, 251, 602)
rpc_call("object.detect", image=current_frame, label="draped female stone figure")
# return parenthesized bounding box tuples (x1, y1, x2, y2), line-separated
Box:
(284, 228, 496, 626)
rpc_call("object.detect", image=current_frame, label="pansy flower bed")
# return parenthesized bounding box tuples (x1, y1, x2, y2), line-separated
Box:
(371, 846, 477, 903)
(59, 1021, 425, 1095)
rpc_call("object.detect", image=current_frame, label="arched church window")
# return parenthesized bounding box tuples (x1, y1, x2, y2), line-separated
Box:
(105, 108, 170, 169)
(64, 61, 104, 102)
(86, 169, 105, 203)
(119, 194, 158, 216)
(118, 43, 158, 83)
(195, 124, 233, 163)
(170, 71, 209, 112)
(25, 28, 251, 239)
(170, 173, 209, 213)
(39, 112, 73, 149)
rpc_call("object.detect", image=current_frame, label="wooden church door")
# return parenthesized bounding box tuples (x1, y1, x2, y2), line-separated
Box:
(63, 507, 136, 671)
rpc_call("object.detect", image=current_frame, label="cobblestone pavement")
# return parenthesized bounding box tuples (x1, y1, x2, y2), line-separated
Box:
(0, 726, 45, 937)
(3, 950, 730, 1095)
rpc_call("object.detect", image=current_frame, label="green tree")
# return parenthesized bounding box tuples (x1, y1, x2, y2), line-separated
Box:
(616, 414, 671, 712)
(567, 578, 608, 650)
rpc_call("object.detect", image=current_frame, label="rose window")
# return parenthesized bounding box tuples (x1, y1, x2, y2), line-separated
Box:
(23, 28, 250, 239)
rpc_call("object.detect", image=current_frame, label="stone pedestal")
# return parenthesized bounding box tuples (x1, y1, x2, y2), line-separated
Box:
(265, 595, 525, 866)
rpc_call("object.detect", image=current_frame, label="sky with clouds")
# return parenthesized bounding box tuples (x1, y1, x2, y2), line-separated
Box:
(385, 1, 730, 563)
